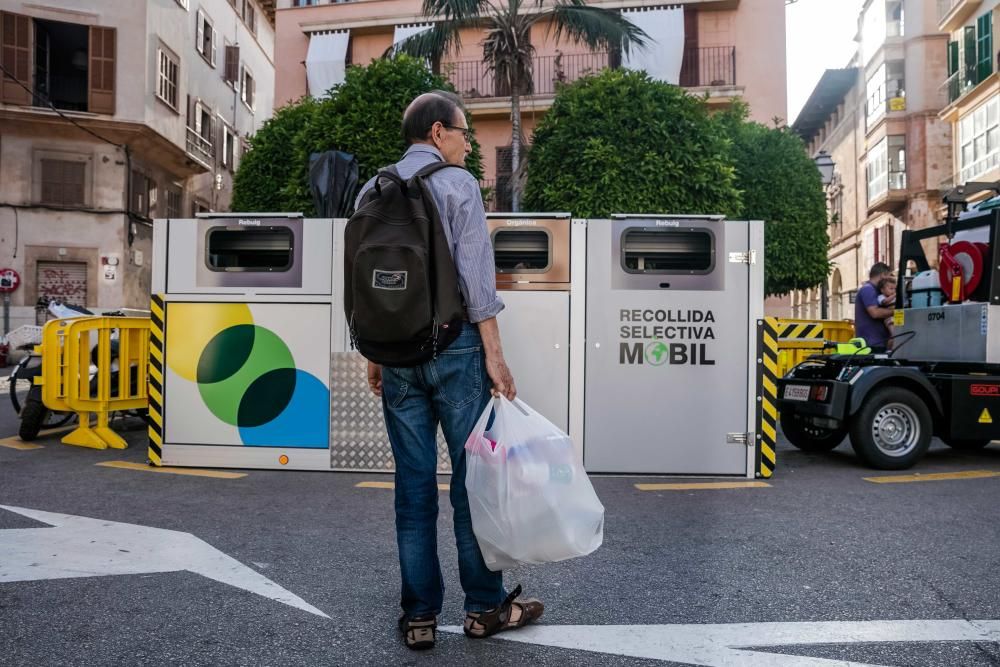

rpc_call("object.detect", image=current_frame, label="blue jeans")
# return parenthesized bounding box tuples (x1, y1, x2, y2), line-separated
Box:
(380, 325, 507, 617)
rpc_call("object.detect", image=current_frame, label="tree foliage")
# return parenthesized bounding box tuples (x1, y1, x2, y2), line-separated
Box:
(232, 56, 483, 215)
(523, 69, 741, 218)
(395, 0, 647, 210)
(231, 97, 318, 213)
(721, 105, 831, 295)
(524, 72, 830, 296)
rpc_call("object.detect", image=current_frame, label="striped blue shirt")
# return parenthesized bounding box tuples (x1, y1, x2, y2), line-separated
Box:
(355, 144, 504, 323)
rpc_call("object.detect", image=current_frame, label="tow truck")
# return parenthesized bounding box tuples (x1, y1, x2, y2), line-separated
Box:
(777, 183, 1000, 469)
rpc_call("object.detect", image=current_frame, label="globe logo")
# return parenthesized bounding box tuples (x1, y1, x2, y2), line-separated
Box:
(645, 341, 669, 366)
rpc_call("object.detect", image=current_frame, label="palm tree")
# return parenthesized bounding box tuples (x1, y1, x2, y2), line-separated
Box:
(391, 0, 647, 211)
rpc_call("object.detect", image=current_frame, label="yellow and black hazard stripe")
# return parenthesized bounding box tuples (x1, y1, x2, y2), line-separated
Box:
(148, 294, 165, 466)
(755, 317, 780, 478)
(777, 321, 824, 341)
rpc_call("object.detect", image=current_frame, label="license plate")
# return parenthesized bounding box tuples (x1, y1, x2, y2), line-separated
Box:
(783, 384, 810, 401)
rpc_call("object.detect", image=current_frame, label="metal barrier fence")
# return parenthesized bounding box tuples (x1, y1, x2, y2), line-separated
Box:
(37, 316, 151, 450)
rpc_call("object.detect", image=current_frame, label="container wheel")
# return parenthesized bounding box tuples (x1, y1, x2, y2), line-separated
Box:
(848, 387, 932, 470)
(780, 411, 847, 452)
(942, 437, 992, 451)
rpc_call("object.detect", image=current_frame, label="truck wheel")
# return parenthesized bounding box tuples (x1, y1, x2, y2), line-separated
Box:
(942, 437, 992, 451)
(780, 412, 846, 452)
(849, 387, 932, 470)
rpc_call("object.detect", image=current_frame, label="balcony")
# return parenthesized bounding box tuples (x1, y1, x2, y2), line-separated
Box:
(868, 170, 908, 213)
(186, 127, 215, 170)
(445, 46, 735, 100)
(937, 0, 983, 32)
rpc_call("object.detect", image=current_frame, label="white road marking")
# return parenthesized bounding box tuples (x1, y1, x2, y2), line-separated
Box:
(0, 505, 328, 618)
(439, 620, 1000, 666)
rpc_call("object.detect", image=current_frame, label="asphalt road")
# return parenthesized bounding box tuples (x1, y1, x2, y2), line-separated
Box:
(1, 383, 999, 666)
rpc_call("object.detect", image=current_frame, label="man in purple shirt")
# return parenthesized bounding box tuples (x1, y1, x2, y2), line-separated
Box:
(356, 91, 543, 650)
(854, 262, 895, 351)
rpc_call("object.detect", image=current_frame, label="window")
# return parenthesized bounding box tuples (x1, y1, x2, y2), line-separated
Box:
(242, 0, 257, 35)
(224, 43, 240, 84)
(866, 137, 888, 203)
(293, 0, 321, 5)
(195, 9, 217, 67)
(495, 146, 512, 211)
(207, 228, 293, 271)
(156, 47, 179, 110)
(240, 65, 255, 109)
(959, 94, 1000, 183)
(166, 186, 183, 217)
(887, 135, 906, 190)
(221, 124, 236, 171)
(977, 11, 993, 83)
(40, 159, 87, 206)
(130, 169, 157, 217)
(192, 198, 211, 216)
(865, 64, 886, 128)
(621, 230, 714, 273)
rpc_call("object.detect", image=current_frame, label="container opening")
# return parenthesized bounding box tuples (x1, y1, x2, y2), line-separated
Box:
(207, 227, 293, 271)
(622, 229, 713, 273)
(493, 229, 551, 273)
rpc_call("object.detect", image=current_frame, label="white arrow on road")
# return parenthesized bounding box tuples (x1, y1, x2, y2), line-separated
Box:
(441, 619, 1000, 666)
(0, 505, 328, 618)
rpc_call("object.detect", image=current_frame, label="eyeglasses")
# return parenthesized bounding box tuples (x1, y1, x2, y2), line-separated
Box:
(441, 123, 472, 142)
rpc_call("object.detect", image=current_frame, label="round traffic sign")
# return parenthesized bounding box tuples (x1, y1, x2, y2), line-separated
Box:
(0, 268, 20, 293)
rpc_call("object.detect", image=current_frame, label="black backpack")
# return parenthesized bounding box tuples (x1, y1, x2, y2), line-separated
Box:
(344, 162, 466, 367)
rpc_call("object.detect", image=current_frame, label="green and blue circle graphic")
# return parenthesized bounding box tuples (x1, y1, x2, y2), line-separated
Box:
(168, 305, 329, 448)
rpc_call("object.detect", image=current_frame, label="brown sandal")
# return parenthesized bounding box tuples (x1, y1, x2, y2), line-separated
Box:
(463, 585, 544, 639)
(398, 613, 437, 650)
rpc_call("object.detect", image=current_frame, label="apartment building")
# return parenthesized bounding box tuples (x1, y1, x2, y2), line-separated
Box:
(273, 0, 787, 211)
(791, 0, 951, 320)
(0, 0, 275, 330)
(939, 0, 998, 193)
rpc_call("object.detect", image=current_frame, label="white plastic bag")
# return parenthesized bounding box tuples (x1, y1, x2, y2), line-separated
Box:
(464, 396, 604, 571)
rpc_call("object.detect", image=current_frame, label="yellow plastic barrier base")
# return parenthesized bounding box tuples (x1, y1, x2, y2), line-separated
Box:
(61, 413, 128, 450)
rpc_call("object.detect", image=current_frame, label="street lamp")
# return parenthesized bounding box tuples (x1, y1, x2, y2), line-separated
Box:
(814, 150, 836, 319)
(814, 150, 835, 187)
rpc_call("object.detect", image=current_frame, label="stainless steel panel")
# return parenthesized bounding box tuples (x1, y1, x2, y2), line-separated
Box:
(329, 352, 450, 472)
(896, 303, 993, 362)
(610, 217, 725, 291)
(165, 217, 335, 295)
(584, 219, 751, 475)
(197, 217, 303, 288)
(497, 291, 570, 432)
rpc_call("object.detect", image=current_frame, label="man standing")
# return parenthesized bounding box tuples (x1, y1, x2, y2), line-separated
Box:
(854, 262, 895, 352)
(355, 91, 543, 650)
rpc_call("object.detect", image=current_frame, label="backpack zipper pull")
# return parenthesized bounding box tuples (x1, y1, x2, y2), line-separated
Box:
(348, 313, 358, 351)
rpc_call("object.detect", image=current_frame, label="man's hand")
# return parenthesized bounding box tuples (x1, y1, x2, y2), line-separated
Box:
(367, 361, 383, 397)
(486, 354, 516, 401)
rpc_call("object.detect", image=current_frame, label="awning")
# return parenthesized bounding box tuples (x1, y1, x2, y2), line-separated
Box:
(306, 30, 350, 99)
(621, 6, 685, 85)
(393, 23, 432, 55)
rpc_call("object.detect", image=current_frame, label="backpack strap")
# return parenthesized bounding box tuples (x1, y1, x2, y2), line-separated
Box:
(412, 161, 466, 180)
(373, 166, 407, 195)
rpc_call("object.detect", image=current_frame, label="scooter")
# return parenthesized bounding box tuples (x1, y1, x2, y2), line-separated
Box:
(7, 299, 146, 441)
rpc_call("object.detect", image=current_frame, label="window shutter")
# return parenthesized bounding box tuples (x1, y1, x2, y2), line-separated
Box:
(211, 29, 218, 67)
(964, 25, 978, 84)
(88, 26, 115, 115)
(194, 101, 203, 134)
(1, 12, 31, 105)
(239, 65, 246, 102)
(977, 12, 993, 81)
(948, 40, 958, 76)
(196, 10, 205, 55)
(248, 74, 254, 108)
(224, 45, 239, 83)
